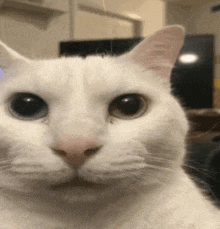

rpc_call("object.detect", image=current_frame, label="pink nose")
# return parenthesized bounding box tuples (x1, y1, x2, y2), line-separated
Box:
(55, 137, 101, 165)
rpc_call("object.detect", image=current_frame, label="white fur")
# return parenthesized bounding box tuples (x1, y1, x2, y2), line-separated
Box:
(0, 26, 219, 228)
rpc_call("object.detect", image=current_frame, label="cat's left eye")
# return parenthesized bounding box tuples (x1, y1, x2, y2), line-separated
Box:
(8, 93, 48, 120)
(109, 94, 147, 119)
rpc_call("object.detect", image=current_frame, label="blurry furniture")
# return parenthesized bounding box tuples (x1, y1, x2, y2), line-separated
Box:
(185, 109, 220, 207)
(187, 109, 220, 143)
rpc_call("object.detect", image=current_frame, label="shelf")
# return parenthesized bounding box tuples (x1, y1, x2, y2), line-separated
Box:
(0, 0, 68, 14)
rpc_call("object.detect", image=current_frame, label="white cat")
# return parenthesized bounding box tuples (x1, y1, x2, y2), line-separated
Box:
(0, 25, 219, 229)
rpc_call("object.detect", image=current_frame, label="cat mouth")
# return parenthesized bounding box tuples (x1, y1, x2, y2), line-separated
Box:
(50, 177, 108, 190)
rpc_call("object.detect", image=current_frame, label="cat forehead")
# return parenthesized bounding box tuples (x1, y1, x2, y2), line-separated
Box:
(2, 55, 167, 99)
(33, 55, 142, 85)
(13, 56, 131, 85)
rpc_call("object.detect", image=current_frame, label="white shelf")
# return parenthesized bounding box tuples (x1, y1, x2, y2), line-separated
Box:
(0, 0, 68, 14)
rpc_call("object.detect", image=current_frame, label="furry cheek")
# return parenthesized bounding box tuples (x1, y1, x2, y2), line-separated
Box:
(4, 142, 73, 183)
(78, 140, 148, 184)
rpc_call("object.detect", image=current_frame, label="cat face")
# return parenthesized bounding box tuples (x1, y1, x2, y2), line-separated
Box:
(0, 26, 188, 196)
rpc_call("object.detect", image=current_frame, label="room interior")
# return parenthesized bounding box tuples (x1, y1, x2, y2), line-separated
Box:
(1, 0, 220, 205)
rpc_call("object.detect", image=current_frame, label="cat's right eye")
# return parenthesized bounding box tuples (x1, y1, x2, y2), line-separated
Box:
(109, 93, 147, 119)
(8, 93, 48, 120)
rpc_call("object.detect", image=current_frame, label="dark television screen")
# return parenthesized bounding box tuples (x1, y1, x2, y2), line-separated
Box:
(171, 35, 214, 109)
(60, 35, 214, 109)
(60, 38, 142, 57)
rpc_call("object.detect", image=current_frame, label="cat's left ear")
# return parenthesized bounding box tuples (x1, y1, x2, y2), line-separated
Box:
(125, 25, 185, 83)
(0, 40, 29, 70)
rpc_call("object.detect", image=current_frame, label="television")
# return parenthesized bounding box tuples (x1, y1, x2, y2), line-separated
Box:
(60, 35, 214, 109)
(171, 35, 214, 109)
(60, 38, 142, 57)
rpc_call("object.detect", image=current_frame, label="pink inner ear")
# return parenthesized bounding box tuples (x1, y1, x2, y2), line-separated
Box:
(128, 26, 185, 83)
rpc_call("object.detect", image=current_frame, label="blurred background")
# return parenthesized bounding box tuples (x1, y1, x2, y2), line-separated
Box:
(0, 0, 164, 58)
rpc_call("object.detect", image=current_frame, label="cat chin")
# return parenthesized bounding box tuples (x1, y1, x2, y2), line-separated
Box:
(2, 170, 141, 203)
(50, 180, 115, 202)
(25, 177, 125, 203)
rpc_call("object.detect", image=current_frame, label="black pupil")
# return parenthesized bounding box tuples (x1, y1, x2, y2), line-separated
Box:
(11, 93, 46, 117)
(116, 95, 141, 115)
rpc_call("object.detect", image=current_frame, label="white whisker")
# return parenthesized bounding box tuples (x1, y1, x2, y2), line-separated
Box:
(0, 166, 11, 171)
(147, 156, 175, 163)
(183, 164, 212, 178)
(146, 164, 173, 172)
(184, 159, 207, 167)
(0, 160, 12, 164)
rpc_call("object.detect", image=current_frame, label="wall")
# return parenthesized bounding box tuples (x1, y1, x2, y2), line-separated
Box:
(0, 0, 69, 58)
(75, 0, 165, 40)
(135, 0, 165, 36)
(0, 0, 165, 58)
(106, 0, 165, 37)
(76, 0, 165, 38)
(75, 8, 134, 40)
(165, 3, 194, 33)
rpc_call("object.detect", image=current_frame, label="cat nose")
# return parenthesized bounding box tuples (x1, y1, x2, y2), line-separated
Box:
(54, 137, 101, 166)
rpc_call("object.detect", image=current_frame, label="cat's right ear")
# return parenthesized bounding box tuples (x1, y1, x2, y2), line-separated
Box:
(0, 40, 29, 69)
(123, 25, 185, 85)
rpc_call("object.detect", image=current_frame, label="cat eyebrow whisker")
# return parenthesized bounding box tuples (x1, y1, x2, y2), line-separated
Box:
(146, 164, 173, 172)
(183, 163, 209, 173)
(185, 173, 209, 187)
(0, 159, 13, 164)
(184, 158, 205, 167)
(0, 166, 11, 171)
(147, 156, 175, 163)
(183, 164, 212, 177)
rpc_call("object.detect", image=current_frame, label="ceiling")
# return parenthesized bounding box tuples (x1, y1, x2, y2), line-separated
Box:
(164, 0, 218, 5)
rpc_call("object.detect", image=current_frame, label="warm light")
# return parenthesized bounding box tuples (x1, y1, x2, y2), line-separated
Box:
(179, 53, 199, 64)
(127, 13, 142, 19)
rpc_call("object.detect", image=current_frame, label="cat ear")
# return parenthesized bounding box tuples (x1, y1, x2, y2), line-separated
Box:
(0, 40, 29, 70)
(126, 25, 185, 84)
